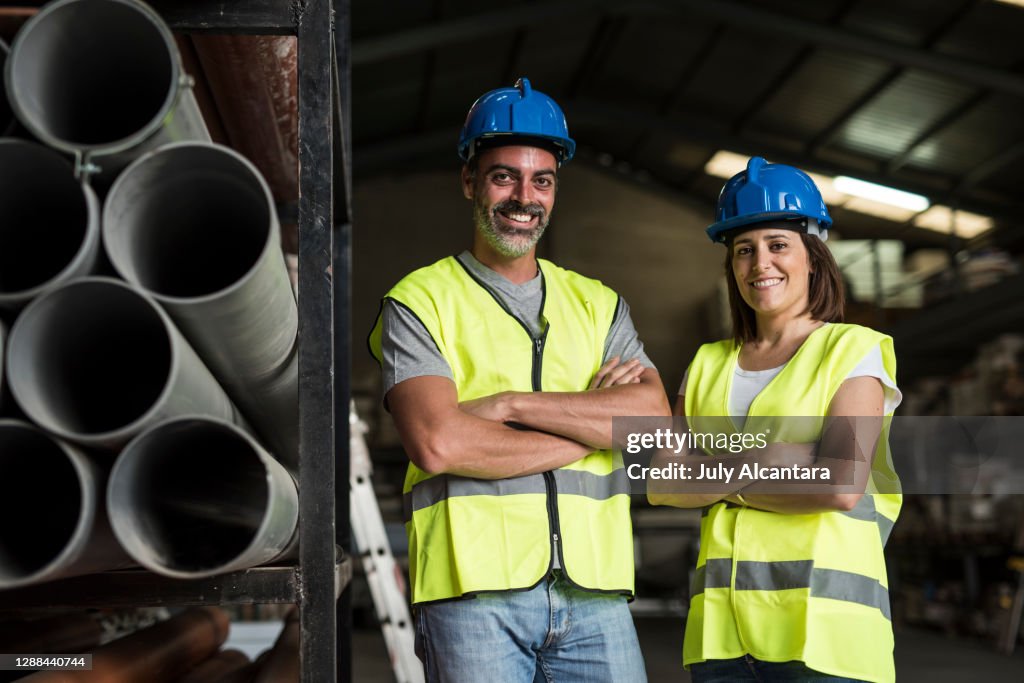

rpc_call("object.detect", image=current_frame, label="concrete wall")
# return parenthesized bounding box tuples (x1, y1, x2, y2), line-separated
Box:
(352, 163, 725, 424)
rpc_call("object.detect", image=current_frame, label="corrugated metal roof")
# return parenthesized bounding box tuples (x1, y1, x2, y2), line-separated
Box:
(352, 0, 1024, 246)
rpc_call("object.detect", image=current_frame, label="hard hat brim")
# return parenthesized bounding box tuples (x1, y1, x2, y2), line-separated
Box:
(706, 211, 832, 243)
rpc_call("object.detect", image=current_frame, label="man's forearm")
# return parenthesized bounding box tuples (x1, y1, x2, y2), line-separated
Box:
(396, 407, 594, 480)
(389, 375, 593, 480)
(502, 370, 670, 449)
(430, 416, 593, 479)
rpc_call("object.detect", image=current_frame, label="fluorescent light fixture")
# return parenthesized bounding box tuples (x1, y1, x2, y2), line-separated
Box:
(840, 197, 919, 223)
(703, 150, 749, 179)
(913, 205, 994, 238)
(832, 176, 930, 212)
(994, 0, 1024, 8)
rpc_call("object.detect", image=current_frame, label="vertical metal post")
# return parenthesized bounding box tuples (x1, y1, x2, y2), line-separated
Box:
(333, 0, 354, 679)
(297, 0, 337, 681)
(870, 239, 884, 327)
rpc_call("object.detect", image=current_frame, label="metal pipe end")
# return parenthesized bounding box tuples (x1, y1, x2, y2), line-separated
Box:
(5, 0, 183, 155)
(108, 416, 298, 579)
(104, 141, 282, 302)
(0, 420, 96, 590)
(0, 38, 14, 136)
(0, 139, 100, 312)
(6, 277, 176, 448)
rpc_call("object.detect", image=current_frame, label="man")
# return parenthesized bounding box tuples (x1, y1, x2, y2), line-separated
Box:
(369, 78, 669, 683)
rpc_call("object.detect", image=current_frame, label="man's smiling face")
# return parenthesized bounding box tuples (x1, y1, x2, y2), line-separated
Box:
(463, 145, 557, 259)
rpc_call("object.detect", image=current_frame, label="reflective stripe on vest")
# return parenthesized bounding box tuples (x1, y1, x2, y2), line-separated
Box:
(402, 469, 630, 522)
(369, 255, 633, 604)
(691, 559, 891, 620)
(702, 495, 896, 546)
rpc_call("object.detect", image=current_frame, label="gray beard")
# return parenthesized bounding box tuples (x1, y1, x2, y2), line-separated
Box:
(474, 200, 549, 258)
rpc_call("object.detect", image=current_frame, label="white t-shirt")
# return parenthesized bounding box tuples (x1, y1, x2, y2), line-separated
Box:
(678, 344, 901, 428)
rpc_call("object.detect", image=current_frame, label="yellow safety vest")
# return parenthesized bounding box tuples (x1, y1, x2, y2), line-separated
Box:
(369, 255, 634, 604)
(683, 323, 901, 683)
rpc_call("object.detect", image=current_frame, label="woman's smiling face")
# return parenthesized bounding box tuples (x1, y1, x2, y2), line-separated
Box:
(730, 224, 812, 319)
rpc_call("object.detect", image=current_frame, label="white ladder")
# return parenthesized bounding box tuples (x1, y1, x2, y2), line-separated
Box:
(349, 404, 424, 683)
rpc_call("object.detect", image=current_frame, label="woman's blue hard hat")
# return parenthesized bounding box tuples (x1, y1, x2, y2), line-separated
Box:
(706, 156, 832, 243)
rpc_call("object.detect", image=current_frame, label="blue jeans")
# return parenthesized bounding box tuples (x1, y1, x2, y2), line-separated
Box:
(414, 571, 646, 682)
(690, 655, 867, 682)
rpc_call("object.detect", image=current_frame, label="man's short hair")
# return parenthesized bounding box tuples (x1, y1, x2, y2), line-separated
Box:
(467, 135, 563, 165)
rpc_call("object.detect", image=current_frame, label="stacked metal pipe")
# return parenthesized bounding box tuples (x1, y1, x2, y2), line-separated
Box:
(0, 0, 301, 593)
(18, 607, 231, 683)
(4, 0, 209, 184)
(103, 142, 299, 465)
(0, 320, 8, 415)
(0, 139, 101, 312)
(0, 38, 14, 136)
(108, 417, 298, 579)
(0, 420, 132, 589)
(0, 611, 103, 656)
(1, 610, 302, 683)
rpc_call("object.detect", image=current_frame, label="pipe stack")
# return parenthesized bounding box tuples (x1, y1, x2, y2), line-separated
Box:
(0, 0, 301, 594)
(103, 142, 299, 464)
(5, 0, 209, 185)
(18, 607, 230, 683)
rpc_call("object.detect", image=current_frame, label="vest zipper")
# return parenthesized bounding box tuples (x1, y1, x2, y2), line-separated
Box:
(532, 328, 563, 572)
(544, 470, 563, 570)
(532, 329, 548, 392)
(450, 257, 565, 575)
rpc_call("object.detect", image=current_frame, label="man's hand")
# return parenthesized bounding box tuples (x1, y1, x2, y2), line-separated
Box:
(589, 356, 644, 389)
(459, 392, 514, 422)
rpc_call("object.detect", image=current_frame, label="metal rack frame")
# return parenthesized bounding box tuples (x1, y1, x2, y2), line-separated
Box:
(0, 1, 353, 680)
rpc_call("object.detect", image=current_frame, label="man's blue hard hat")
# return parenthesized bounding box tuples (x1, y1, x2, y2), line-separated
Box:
(706, 156, 832, 243)
(457, 78, 576, 165)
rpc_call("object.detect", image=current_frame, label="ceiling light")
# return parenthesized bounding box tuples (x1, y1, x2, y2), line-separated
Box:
(833, 176, 930, 212)
(840, 197, 919, 223)
(703, 150, 749, 179)
(913, 205, 994, 238)
(993, 0, 1024, 8)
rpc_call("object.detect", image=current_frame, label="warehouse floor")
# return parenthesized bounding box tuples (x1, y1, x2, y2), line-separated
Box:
(351, 616, 1024, 682)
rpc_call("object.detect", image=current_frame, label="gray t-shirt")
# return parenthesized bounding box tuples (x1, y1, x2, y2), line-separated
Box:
(379, 250, 654, 394)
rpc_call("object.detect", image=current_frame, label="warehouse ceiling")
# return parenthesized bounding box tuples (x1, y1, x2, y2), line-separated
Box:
(351, 0, 1024, 251)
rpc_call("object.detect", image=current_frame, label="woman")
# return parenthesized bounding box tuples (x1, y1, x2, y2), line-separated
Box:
(650, 157, 902, 682)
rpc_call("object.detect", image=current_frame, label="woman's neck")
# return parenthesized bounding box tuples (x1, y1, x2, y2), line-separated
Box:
(752, 314, 821, 348)
(738, 314, 823, 370)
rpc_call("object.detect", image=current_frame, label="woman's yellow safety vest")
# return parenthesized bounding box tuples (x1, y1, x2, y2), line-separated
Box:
(369, 255, 634, 604)
(683, 323, 901, 683)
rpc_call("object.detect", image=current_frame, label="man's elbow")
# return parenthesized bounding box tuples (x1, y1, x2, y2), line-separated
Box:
(405, 435, 456, 476)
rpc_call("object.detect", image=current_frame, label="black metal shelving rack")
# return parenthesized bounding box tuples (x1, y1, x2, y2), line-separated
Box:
(0, 1, 354, 680)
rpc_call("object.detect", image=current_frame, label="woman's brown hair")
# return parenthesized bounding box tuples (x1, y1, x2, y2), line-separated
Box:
(724, 230, 845, 344)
